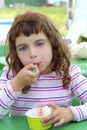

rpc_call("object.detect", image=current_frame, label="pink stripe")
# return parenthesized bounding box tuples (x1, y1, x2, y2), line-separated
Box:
(80, 93, 87, 99)
(6, 84, 16, 99)
(38, 78, 61, 81)
(16, 98, 70, 102)
(70, 66, 78, 72)
(72, 74, 79, 81)
(6, 88, 16, 99)
(76, 107, 82, 120)
(0, 81, 6, 84)
(73, 81, 87, 92)
(30, 88, 70, 92)
(0, 99, 8, 108)
(12, 108, 27, 112)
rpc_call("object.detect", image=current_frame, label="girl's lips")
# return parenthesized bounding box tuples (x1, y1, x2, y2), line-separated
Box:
(33, 62, 41, 67)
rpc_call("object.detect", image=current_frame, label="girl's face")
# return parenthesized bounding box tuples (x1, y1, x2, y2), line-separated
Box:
(16, 32, 53, 74)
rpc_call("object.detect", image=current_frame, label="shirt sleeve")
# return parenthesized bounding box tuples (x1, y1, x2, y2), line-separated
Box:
(69, 65, 87, 121)
(0, 66, 21, 117)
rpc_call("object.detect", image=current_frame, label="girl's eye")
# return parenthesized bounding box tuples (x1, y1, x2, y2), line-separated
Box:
(36, 42, 44, 46)
(19, 46, 27, 51)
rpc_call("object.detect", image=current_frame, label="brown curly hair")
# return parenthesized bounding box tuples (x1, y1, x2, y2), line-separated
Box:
(6, 11, 71, 93)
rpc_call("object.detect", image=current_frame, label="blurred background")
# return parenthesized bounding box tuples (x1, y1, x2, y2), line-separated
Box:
(0, 0, 68, 44)
(0, 0, 87, 45)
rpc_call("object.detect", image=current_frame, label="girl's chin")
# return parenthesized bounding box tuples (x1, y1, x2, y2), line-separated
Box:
(40, 69, 51, 74)
(39, 65, 52, 74)
(39, 69, 46, 74)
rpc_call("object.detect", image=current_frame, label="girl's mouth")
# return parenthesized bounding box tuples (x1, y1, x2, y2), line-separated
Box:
(33, 63, 41, 68)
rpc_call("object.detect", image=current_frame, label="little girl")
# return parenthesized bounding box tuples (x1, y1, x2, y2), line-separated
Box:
(0, 11, 87, 127)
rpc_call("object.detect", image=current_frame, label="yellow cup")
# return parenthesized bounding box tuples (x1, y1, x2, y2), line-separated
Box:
(27, 116, 52, 130)
(26, 107, 52, 130)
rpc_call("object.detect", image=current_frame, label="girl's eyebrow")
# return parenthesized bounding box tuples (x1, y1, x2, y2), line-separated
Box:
(34, 38, 46, 43)
(16, 44, 27, 48)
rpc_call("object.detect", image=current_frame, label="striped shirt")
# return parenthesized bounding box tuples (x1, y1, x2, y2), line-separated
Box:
(0, 65, 87, 121)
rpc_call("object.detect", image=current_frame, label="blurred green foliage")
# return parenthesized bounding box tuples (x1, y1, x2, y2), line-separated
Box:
(78, 36, 87, 43)
(5, 0, 47, 6)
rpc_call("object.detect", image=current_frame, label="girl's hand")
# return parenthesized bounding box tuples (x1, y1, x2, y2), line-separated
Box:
(41, 102, 74, 127)
(10, 64, 40, 91)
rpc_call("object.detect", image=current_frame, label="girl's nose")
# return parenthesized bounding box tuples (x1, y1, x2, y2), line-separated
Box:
(29, 48, 37, 58)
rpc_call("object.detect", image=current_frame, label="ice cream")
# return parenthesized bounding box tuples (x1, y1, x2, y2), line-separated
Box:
(26, 106, 51, 118)
(26, 106, 52, 130)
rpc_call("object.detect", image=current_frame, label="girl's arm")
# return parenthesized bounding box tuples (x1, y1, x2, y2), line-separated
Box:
(0, 64, 39, 117)
(0, 66, 21, 117)
(42, 65, 87, 127)
(69, 65, 87, 121)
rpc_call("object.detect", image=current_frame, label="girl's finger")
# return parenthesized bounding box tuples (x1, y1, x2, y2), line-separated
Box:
(24, 63, 34, 70)
(54, 118, 65, 127)
(46, 102, 59, 110)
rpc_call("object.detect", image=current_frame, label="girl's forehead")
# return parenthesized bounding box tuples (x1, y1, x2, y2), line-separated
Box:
(19, 31, 46, 38)
(16, 32, 47, 44)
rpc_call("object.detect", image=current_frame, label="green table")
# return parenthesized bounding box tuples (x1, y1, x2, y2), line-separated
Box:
(71, 58, 87, 77)
(0, 116, 87, 130)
